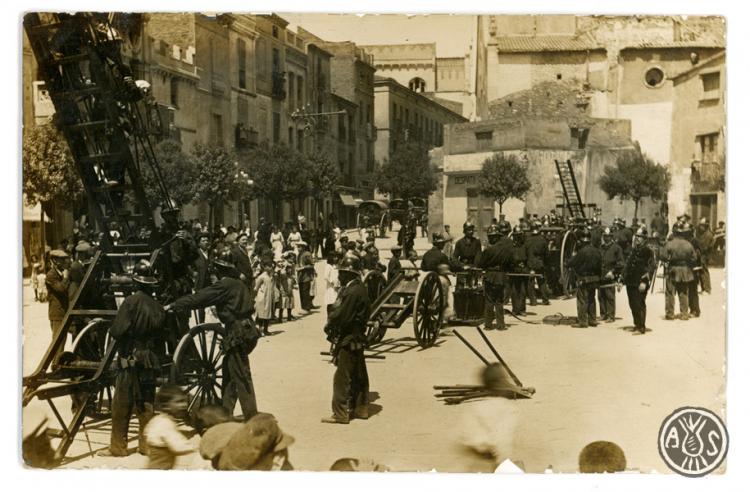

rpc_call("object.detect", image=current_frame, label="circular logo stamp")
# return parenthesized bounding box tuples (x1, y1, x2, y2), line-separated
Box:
(658, 407, 728, 477)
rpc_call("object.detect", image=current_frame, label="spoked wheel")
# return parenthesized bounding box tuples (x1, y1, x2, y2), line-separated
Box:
(171, 323, 226, 414)
(365, 310, 389, 347)
(413, 272, 444, 348)
(560, 229, 578, 296)
(363, 270, 386, 304)
(70, 319, 115, 416)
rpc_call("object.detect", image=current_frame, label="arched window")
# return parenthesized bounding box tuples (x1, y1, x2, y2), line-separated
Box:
(409, 77, 426, 93)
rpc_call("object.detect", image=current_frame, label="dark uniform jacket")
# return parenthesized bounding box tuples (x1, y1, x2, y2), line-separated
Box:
(326, 279, 371, 348)
(477, 237, 514, 284)
(590, 226, 603, 249)
(110, 290, 166, 360)
(525, 234, 548, 271)
(568, 244, 602, 284)
(387, 256, 402, 282)
(172, 275, 257, 352)
(231, 245, 253, 288)
(600, 242, 625, 278)
(422, 247, 462, 273)
(661, 237, 696, 283)
(621, 244, 655, 287)
(453, 236, 482, 265)
(510, 241, 528, 274)
(194, 250, 211, 291)
(45, 267, 70, 321)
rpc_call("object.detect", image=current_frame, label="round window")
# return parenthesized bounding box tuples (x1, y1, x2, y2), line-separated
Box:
(645, 67, 665, 88)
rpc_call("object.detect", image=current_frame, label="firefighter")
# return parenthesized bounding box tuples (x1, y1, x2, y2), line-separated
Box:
(598, 228, 624, 322)
(98, 260, 165, 457)
(322, 257, 372, 424)
(662, 223, 697, 321)
(477, 222, 514, 330)
(422, 233, 463, 273)
(621, 226, 656, 334)
(453, 222, 483, 265)
(525, 223, 551, 306)
(167, 248, 260, 419)
(509, 226, 528, 316)
(684, 222, 702, 318)
(567, 228, 602, 328)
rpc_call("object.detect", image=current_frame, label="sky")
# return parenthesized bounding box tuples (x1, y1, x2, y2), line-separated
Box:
(281, 13, 476, 58)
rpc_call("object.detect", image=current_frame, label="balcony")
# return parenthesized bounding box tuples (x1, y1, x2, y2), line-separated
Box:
(691, 160, 725, 192)
(271, 70, 286, 100)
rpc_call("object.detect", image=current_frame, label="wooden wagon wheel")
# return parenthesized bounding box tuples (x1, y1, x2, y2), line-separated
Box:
(171, 323, 225, 414)
(363, 269, 386, 304)
(70, 318, 116, 416)
(413, 272, 444, 347)
(560, 229, 578, 296)
(365, 310, 389, 347)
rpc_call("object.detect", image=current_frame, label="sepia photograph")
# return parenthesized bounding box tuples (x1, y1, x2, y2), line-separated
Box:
(18, 7, 731, 478)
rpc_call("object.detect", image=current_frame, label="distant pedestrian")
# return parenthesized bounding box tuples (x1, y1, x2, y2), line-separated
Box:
(325, 252, 341, 316)
(254, 262, 275, 336)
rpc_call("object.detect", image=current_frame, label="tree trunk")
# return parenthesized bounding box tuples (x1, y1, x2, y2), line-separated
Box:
(634, 198, 640, 220)
(208, 204, 214, 240)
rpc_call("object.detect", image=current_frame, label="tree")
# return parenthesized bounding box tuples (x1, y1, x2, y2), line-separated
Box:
(477, 153, 531, 212)
(375, 141, 438, 199)
(144, 139, 197, 208)
(598, 145, 671, 218)
(22, 123, 84, 211)
(307, 150, 341, 227)
(245, 144, 311, 223)
(190, 144, 239, 231)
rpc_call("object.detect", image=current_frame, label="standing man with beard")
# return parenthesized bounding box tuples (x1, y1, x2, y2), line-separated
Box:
(567, 228, 602, 328)
(621, 227, 656, 334)
(322, 257, 372, 424)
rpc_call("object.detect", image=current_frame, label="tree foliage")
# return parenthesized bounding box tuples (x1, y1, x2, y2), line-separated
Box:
(307, 151, 341, 201)
(598, 145, 671, 217)
(477, 153, 531, 211)
(375, 141, 437, 199)
(189, 144, 239, 208)
(145, 139, 197, 207)
(245, 144, 311, 202)
(22, 123, 83, 209)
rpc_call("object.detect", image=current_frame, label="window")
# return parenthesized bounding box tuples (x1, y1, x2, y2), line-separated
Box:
(297, 75, 304, 107)
(698, 133, 719, 163)
(409, 77, 426, 93)
(297, 129, 304, 152)
(475, 131, 492, 150)
(272, 48, 280, 72)
(288, 73, 295, 109)
(211, 113, 223, 145)
(644, 67, 665, 88)
(272, 26, 279, 38)
(570, 127, 589, 149)
(556, 73, 562, 80)
(237, 39, 246, 89)
(256, 38, 268, 80)
(273, 112, 280, 143)
(288, 127, 294, 146)
(237, 97, 249, 126)
(701, 72, 720, 101)
(170, 77, 179, 107)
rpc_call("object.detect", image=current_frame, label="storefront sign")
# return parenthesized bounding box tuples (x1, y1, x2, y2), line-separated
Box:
(453, 175, 477, 185)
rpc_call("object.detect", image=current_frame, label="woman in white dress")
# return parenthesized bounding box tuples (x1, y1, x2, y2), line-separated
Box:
(270, 225, 284, 261)
(286, 225, 302, 258)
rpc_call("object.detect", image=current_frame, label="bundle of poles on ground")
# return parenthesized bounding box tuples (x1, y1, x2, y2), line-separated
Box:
(434, 327, 536, 405)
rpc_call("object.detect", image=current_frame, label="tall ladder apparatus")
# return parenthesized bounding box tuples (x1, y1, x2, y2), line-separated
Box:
(554, 159, 586, 219)
(23, 13, 175, 464)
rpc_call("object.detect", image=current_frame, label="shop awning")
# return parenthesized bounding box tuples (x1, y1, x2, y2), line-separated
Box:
(23, 201, 52, 222)
(338, 192, 359, 207)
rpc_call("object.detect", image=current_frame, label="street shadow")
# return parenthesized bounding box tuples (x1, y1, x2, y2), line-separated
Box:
(367, 336, 423, 356)
(263, 329, 285, 337)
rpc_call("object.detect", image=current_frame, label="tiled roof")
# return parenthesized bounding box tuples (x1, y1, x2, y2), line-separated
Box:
(622, 40, 725, 49)
(494, 35, 601, 53)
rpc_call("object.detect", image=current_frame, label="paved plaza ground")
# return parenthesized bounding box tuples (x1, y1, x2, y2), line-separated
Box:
(21, 232, 726, 473)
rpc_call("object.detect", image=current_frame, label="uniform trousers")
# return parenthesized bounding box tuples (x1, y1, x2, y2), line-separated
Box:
(222, 347, 258, 419)
(299, 280, 313, 310)
(597, 286, 616, 320)
(332, 347, 369, 420)
(483, 282, 506, 329)
(626, 285, 647, 330)
(665, 276, 689, 317)
(576, 284, 597, 326)
(528, 276, 550, 305)
(49, 319, 64, 361)
(688, 279, 701, 317)
(699, 267, 712, 293)
(510, 277, 527, 314)
(110, 367, 155, 455)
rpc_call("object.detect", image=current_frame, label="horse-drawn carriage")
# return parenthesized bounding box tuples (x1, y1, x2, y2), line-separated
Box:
(356, 200, 389, 238)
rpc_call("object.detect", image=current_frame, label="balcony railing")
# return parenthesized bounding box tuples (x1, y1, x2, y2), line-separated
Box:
(691, 160, 725, 192)
(235, 124, 258, 149)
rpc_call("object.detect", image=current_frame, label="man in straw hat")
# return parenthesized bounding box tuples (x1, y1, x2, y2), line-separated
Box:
(98, 260, 165, 457)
